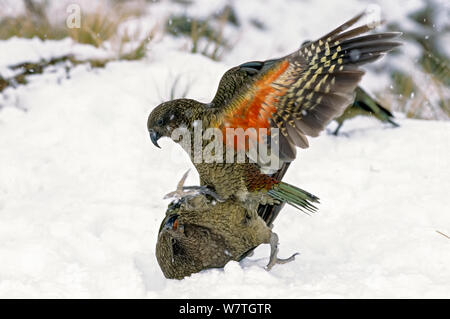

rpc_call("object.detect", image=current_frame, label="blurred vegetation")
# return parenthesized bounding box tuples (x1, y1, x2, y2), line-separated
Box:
(384, 1, 450, 120)
(0, 55, 116, 93)
(0, 0, 448, 120)
(165, 5, 237, 60)
(0, 0, 61, 40)
(0, 0, 153, 53)
(0, 0, 156, 92)
(168, 74, 191, 100)
(1, 55, 68, 92)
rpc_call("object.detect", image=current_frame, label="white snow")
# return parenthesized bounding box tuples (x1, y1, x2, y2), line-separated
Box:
(0, 0, 449, 298)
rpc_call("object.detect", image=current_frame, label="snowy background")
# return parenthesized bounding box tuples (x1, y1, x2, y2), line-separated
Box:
(0, 0, 449, 298)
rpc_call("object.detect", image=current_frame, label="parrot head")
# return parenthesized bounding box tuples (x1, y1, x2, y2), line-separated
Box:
(156, 205, 230, 279)
(156, 212, 193, 279)
(147, 98, 203, 148)
(157, 213, 187, 262)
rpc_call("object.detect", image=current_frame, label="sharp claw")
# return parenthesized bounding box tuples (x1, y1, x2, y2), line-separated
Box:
(265, 232, 298, 271)
(265, 253, 299, 271)
(164, 169, 191, 199)
(177, 169, 190, 190)
(163, 170, 224, 203)
(277, 253, 299, 264)
(193, 186, 224, 202)
(180, 186, 224, 202)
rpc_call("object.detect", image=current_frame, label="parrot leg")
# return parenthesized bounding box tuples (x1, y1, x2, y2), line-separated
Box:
(164, 169, 224, 202)
(265, 232, 299, 271)
(181, 186, 224, 202)
(332, 122, 343, 136)
(165, 185, 223, 202)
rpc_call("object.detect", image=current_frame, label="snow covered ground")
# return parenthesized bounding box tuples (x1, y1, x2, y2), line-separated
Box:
(0, 0, 449, 298)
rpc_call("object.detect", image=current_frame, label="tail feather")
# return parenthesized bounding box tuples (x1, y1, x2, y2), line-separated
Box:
(387, 117, 400, 127)
(354, 87, 399, 126)
(258, 163, 291, 227)
(268, 182, 320, 214)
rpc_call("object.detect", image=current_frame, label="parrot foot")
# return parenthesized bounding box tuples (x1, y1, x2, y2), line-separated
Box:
(181, 185, 224, 202)
(164, 169, 225, 203)
(332, 122, 343, 136)
(265, 232, 299, 271)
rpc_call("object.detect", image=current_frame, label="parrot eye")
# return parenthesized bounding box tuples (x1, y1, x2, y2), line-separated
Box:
(157, 118, 164, 126)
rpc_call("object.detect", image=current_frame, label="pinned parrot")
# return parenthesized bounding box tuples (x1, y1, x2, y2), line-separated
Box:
(156, 165, 294, 279)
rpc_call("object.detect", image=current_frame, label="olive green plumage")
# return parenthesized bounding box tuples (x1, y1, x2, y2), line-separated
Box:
(156, 191, 295, 279)
(333, 86, 399, 135)
(147, 95, 320, 214)
(156, 166, 294, 279)
(152, 14, 402, 279)
(156, 194, 269, 279)
(148, 13, 400, 215)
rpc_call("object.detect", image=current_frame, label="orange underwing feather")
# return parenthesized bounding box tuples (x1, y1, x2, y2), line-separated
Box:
(209, 13, 401, 162)
(216, 60, 290, 151)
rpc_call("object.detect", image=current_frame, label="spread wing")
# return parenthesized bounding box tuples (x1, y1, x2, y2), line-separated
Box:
(209, 12, 401, 166)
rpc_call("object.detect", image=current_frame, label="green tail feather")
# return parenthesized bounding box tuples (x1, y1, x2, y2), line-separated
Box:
(354, 87, 399, 126)
(268, 182, 320, 214)
(387, 117, 400, 127)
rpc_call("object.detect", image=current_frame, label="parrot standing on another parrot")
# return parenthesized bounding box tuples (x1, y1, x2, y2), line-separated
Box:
(147, 12, 401, 215)
(156, 167, 295, 279)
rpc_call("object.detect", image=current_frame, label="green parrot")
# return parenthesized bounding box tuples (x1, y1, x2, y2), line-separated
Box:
(147, 13, 401, 215)
(156, 165, 295, 279)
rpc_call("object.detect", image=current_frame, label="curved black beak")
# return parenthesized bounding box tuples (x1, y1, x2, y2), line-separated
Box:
(149, 130, 161, 148)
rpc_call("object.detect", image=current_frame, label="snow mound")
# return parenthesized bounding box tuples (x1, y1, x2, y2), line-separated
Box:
(0, 49, 449, 298)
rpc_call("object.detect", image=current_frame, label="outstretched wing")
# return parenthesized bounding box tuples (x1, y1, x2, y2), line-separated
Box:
(209, 12, 401, 165)
(209, 58, 281, 112)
